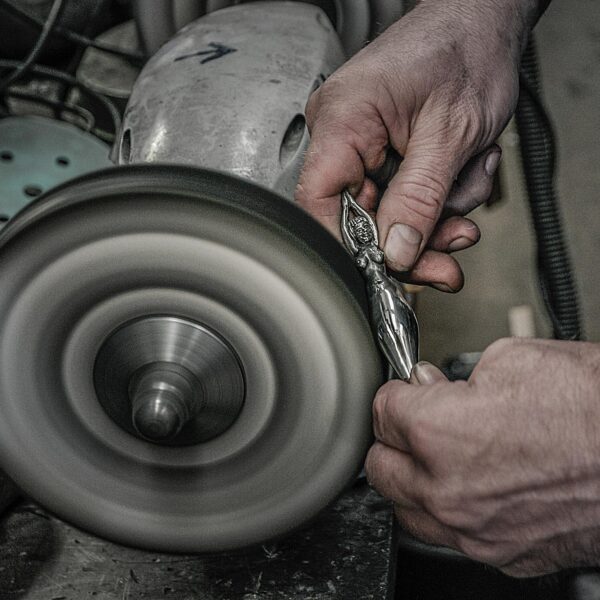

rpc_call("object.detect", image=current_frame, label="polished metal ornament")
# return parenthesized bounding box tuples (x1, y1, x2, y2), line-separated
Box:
(341, 190, 419, 380)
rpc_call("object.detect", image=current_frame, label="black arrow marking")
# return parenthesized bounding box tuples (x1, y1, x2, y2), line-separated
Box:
(174, 42, 237, 65)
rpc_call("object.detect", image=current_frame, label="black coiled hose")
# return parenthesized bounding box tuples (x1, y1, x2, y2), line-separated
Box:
(516, 38, 583, 340)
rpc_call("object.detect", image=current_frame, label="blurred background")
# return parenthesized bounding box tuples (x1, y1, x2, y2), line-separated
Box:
(420, 0, 599, 366)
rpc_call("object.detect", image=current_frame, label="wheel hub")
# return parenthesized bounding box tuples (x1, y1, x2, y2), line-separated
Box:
(94, 316, 245, 445)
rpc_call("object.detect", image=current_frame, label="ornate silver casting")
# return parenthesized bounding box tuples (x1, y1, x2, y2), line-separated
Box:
(341, 190, 419, 380)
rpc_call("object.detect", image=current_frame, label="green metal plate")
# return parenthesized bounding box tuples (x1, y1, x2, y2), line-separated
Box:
(0, 116, 111, 226)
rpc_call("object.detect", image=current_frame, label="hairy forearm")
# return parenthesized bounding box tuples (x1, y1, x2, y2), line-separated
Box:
(402, 0, 549, 67)
(411, 0, 551, 43)
(414, 0, 551, 19)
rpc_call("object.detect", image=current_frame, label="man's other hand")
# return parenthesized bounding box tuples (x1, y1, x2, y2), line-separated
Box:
(365, 339, 600, 576)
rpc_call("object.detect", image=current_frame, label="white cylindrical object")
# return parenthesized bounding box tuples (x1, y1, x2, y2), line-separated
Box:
(509, 305, 537, 338)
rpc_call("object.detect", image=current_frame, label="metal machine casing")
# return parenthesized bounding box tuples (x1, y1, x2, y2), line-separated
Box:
(118, 3, 345, 199)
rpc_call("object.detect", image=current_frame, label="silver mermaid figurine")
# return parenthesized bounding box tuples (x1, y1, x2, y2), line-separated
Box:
(341, 190, 419, 380)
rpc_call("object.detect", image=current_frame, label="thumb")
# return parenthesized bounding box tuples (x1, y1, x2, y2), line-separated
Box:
(377, 130, 460, 272)
(409, 361, 448, 385)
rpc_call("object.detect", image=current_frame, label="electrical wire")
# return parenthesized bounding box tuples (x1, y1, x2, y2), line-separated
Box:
(0, 59, 121, 135)
(6, 90, 96, 131)
(56, 0, 109, 118)
(0, 0, 64, 94)
(516, 39, 582, 341)
(6, 90, 115, 141)
(519, 72, 557, 171)
(64, 0, 108, 75)
(0, 0, 121, 143)
(0, 0, 145, 65)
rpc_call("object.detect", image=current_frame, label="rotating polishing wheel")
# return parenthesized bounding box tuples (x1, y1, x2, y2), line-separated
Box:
(0, 165, 383, 552)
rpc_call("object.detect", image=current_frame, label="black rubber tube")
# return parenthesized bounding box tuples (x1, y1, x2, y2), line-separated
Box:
(0, 0, 64, 94)
(515, 37, 583, 340)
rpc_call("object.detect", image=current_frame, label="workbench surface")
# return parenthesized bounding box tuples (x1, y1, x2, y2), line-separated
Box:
(0, 481, 394, 600)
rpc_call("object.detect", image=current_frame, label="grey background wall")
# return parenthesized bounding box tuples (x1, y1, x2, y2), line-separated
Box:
(419, 0, 599, 365)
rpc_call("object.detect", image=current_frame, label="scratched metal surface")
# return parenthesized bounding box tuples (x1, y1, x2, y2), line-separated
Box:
(119, 3, 345, 200)
(0, 482, 394, 600)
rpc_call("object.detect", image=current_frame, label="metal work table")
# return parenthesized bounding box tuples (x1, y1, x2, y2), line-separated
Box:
(0, 481, 395, 599)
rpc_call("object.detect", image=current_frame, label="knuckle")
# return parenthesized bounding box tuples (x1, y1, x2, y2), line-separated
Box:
(363, 445, 378, 482)
(477, 337, 541, 377)
(304, 78, 387, 158)
(498, 562, 533, 578)
(499, 557, 555, 579)
(422, 486, 456, 524)
(426, 91, 481, 152)
(304, 89, 321, 126)
(364, 444, 388, 492)
(317, 75, 348, 100)
(373, 381, 398, 412)
(462, 173, 494, 206)
(372, 382, 400, 438)
(405, 409, 437, 457)
(499, 565, 530, 578)
(421, 481, 473, 531)
(477, 337, 516, 365)
(294, 181, 309, 205)
(395, 510, 426, 541)
(453, 102, 482, 148)
(456, 537, 488, 563)
(308, 78, 345, 116)
(456, 536, 505, 567)
(304, 88, 343, 132)
(396, 172, 447, 223)
(371, 398, 385, 439)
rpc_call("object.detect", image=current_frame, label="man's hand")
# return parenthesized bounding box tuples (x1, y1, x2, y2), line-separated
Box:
(296, 0, 540, 292)
(365, 338, 600, 577)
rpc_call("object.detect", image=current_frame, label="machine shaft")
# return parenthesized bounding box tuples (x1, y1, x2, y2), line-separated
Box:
(94, 315, 245, 446)
(130, 364, 198, 441)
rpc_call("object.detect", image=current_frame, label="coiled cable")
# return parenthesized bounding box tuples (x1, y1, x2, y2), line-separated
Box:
(516, 37, 583, 340)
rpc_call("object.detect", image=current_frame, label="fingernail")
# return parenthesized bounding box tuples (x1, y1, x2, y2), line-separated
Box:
(448, 236, 474, 252)
(411, 361, 447, 385)
(384, 224, 422, 271)
(432, 282, 456, 293)
(484, 151, 502, 177)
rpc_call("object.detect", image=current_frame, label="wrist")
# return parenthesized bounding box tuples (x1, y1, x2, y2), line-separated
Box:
(414, 0, 540, 53)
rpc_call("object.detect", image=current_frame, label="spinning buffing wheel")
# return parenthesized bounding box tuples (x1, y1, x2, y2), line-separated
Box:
(0, 165, 383, 552)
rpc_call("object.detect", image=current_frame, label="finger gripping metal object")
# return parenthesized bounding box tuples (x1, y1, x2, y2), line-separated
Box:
(341, 190, 420, 380)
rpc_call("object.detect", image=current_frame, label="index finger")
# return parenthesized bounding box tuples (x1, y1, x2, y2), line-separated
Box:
(295, 133, 366, 236)
(372, 378, 452, 452)
(372, 380, 417, 452)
